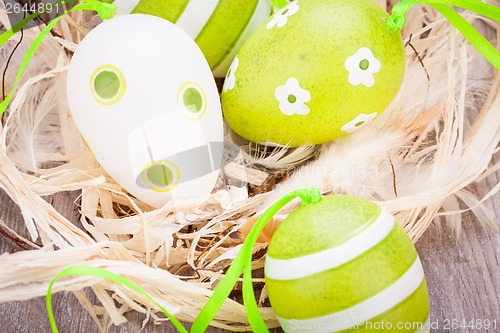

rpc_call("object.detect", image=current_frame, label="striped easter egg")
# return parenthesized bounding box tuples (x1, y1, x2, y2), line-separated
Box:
(110, 0, 273, 77)
(265, 195, 430, 333)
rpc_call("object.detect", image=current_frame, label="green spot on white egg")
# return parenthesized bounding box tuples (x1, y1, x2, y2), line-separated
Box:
(183, 87, 204, 113)
(146, 163, 174, 187)
(94, 70, 120, 100)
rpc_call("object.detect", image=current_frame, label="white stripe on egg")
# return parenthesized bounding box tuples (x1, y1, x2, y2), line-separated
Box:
(113, 0, 141, 15)
(265, 209, 395, 281)
(212, 0, 272, 77)
(276, 256, 426, 333)
(175, 0, 220, 39)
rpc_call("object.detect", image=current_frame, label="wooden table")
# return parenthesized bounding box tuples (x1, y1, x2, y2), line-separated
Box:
(0, 165, 499, 332)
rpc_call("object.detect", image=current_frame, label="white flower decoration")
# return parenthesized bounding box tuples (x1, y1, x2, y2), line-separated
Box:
(341, 112, 378, 133)
(275, 77, 311, 116)
(223, 56, 239, 92)
(344, 47, 381, 87)
(266, 1, 300, 29)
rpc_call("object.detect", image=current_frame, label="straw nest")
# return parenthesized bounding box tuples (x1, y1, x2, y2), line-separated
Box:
(0, 1, 499, 331)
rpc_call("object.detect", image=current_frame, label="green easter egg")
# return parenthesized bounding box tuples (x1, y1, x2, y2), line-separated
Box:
(112, 0, 272, 77)
(222, 0, 406, 146)
(265, 196, 430, 332)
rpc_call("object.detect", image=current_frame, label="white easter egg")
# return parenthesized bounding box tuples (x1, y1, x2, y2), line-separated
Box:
(111, 0, 272, 77)
(67, 14, 224, 208)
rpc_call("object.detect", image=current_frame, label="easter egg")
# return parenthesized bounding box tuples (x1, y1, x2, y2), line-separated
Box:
(265, 196, 430, 332)
(222, 0, 406, 146)
(66, 14, 224, 208)
(110, 0, 273, 77)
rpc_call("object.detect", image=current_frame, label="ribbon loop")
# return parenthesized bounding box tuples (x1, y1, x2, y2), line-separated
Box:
(46, 188, 322, 333)
(388, 0, 500, 70)
(0, 0, 117, 117)
(191, 187, 322, 332)
(46, 265, 189, 333)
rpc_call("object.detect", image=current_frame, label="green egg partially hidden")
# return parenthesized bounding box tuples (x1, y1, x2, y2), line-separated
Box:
(222, 0, 406, 146)
(111, 0, 273, 77)
(265, 196, 430, 333)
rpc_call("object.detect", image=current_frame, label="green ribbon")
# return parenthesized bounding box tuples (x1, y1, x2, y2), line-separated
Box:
(45, 188, 322, 332)
(388, 0, 500, 70)
(0, 0, 117, 117)
(192, 187, 322, 332)
(46, 265, 189, 333)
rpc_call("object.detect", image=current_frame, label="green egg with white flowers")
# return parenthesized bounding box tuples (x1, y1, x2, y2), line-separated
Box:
(222, 0, 406, 146)
(265, 195, 430, 332)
